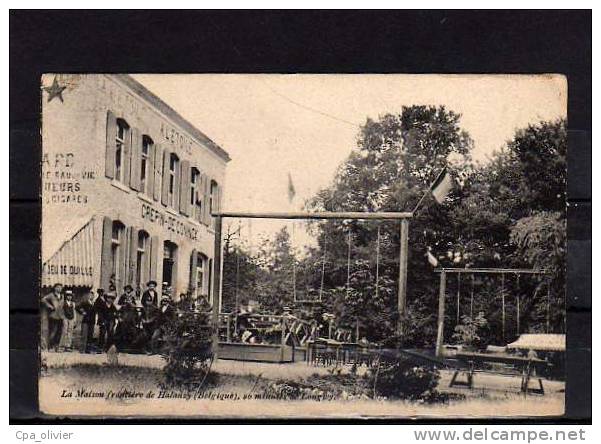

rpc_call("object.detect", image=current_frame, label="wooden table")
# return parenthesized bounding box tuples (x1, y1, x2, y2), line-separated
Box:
(451, 351, 548, 395)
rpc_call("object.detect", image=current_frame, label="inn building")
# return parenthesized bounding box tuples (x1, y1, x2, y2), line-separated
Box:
(41, 74, 230, 304)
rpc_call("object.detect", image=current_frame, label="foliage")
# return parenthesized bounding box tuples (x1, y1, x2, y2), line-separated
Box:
(369, 356, 440, 401)
(510, 211, 566, 330)
(452, 312, 488, 348)
(304, 105, 475, 343)
(160, 309, 215, 390)
(220, 111, 567, 348)
(511, 212, 566, 273)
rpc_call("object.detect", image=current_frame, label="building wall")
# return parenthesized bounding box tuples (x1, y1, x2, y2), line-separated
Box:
(42, 74, 229, 302)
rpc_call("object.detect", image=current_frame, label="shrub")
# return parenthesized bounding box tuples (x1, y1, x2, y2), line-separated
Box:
(160, 309, 214, 390)
(452, 312, 488, 348)
(369, 355, 440, 401)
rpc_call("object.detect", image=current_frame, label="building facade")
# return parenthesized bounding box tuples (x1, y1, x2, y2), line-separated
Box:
(41, 74, 230, 304)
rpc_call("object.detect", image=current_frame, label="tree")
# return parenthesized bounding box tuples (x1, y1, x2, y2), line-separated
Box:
(305, 105, 475, 345)
(510, 211, 566, 331)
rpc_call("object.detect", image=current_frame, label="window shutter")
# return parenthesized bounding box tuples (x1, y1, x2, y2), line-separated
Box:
(196, 173, 205, 223)
(149, 235, 160, 293)
(179, 160, 191, 216)
(153, 144, 162, 201)
(208, 258, 213, 301)
(119, 226, 131, 293)
(215, 183, 222, 214)
(203, 175, 212, 225)
(197, 174, 205, 224)
(189, 249, 198, 294)
(143, 234, 151, 289)
(122, 127, 132, 186)
(128, 227, 139, 287)
(129, 128, 142, 191)
(100, 216, 113, 291)
(173, 159, 181, 211)
(105, 111, 117, 179)
(171, 250, 179, 296)
(199, 174, 207, 225)
(161, 149, 170, 206)
(146, 143, 155, 197)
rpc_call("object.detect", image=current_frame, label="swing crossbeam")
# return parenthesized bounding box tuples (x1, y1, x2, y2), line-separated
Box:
(434, 267, 549, 275)
(212, 211, 413, 220)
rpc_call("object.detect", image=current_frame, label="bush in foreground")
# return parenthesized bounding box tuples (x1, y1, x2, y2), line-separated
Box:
(160, 309, 215, 390)
(369, 356, 441, 401)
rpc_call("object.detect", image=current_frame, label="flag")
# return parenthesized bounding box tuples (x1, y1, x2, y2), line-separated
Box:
(427, 249, 439, 267)
(430, 167, 455, 204)
(287, 172, 296, 203)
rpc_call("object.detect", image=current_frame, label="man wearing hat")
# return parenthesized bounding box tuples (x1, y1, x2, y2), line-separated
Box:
(118, 284, 136, 308)
(150, 296, 175, 352)
(141, 280, 159, 307)
(76, 290, 96, 353)
(140, 293, 159, 353)
(97, 291, 118, 352)
(116, 285, 141, 351)
(42, 283, 64, 351)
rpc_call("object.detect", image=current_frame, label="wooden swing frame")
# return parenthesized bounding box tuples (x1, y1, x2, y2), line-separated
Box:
(434, 267, 551, 357)
(211, 210, 412, 358)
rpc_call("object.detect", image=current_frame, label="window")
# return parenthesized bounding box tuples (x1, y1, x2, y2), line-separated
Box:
(168, 153, 179, 208)
(162, 241, 178, 290)
(136, 230, 149, 288)
(110, 221, 125, 287)
(115, 119, 129, 183)
(190, 168, 201, 221)
(192, 252, 208, 297)
(140, 136, 153, 194)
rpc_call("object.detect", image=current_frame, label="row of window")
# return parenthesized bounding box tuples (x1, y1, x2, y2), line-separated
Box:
(104, 218, 211, 300)
(106, 111, 221, 227)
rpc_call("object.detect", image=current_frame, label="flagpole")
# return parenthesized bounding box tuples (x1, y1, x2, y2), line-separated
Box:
(288, 172, 297, 303)
(412, 190, 429, 214)
(412, 167, 447, 215)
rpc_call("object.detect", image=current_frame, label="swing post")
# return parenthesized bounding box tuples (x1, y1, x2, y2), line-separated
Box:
(501, 272, 506, 343)
(516, 275, 521, 335)
(456, 273, 461, 324)
(397, 219, 409, 335)
(546, 278, 551, 333)
(435, 270, 447, 357)
(212, 215, 224, 359)
(470, 274, 475, 320)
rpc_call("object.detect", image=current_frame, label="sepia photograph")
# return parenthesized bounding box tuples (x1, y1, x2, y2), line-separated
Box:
(38, 72, 567, 418)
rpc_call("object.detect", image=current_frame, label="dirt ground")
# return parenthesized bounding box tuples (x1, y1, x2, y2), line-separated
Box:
(39, 351, 565, 418)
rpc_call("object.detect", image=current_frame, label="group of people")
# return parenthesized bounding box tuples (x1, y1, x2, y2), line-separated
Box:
(42, 280, 211, 354)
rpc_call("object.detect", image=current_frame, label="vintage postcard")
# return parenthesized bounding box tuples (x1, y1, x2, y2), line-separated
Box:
(39, 73, 567, 418)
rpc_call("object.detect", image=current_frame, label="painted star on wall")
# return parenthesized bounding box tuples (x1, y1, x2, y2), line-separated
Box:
(44, 76, 67, 103)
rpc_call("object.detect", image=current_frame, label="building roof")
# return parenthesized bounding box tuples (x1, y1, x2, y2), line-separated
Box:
(114, 75, 231, 163)
(507, 334, 566, 352)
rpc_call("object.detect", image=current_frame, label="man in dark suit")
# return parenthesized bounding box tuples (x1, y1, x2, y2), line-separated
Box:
(116, 286, 141, 351)
(150, 296, 176, 352)
(76, 290, 96, 353)
(97, 291, 118, 352)
(140, 295, 159, 353)
(141, 280, 159, 306)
